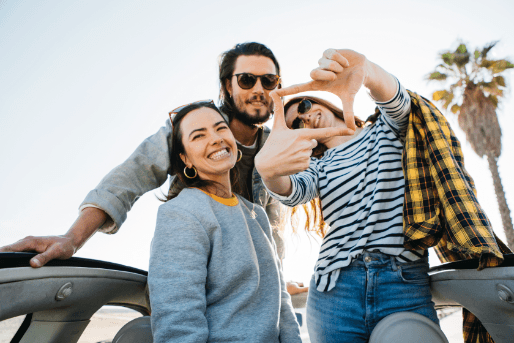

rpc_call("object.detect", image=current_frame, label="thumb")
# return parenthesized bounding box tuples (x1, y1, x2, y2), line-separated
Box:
(340, 94, 357, 131)
(30, 246, 62, 268)
(270, 90, 288, 130)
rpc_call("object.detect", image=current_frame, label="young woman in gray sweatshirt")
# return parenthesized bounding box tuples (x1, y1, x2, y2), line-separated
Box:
(148, 100, 301, 343)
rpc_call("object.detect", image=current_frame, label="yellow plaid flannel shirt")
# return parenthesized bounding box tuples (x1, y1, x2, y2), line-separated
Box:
(398, 90, 511, 343)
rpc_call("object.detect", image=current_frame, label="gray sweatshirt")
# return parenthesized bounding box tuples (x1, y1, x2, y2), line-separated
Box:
(148, 188, 301, 343)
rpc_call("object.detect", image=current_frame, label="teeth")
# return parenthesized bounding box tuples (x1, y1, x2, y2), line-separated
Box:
(209, 149, 229, 160)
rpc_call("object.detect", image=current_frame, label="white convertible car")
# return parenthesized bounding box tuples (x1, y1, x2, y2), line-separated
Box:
(1, 252, 513, 343)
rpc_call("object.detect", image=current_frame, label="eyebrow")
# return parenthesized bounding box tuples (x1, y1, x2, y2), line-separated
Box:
(188, 120, 227, 138)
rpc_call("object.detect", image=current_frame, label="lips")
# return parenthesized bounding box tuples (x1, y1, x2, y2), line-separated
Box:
(208, 148, 231, 161)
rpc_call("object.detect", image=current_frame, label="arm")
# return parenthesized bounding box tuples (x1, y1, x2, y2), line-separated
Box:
(0, 120, 174, 267)
(264, 161, 320, 208)
(149, 204, 210, 343)
(374, 78, 412, 137)
(82, 119, 174, 233)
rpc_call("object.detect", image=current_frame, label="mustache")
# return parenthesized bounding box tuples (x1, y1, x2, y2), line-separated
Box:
(246, 95, 269, 106)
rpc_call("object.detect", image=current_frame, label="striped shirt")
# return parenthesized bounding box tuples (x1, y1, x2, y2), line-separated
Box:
(269, 79, 423, 292)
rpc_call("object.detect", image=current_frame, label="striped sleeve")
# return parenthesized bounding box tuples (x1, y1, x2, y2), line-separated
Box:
(265, 158, 320, 207)
(375, 78, 411, 138)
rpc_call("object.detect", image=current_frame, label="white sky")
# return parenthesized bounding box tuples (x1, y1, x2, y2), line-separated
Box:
(1, 0, 513, 283)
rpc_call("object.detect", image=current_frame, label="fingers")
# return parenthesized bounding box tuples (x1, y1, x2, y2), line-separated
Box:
(323, 49, 350, 68)
(0, 236, 39, 253)
(310, 68, 336, 82)
(270, 90, 287, 130)
(302, 126, 355, 141)
(340, 94, 357, 131)
(318, 57, 344, 73)
(274, 81, 316, 97)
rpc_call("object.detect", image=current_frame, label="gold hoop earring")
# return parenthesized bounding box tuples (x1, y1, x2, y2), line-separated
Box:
(184, 166, 197, 179)
(237, 149, 242, 162)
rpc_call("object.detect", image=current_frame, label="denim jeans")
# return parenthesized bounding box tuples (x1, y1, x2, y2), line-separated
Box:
(306, 251, 439, 343)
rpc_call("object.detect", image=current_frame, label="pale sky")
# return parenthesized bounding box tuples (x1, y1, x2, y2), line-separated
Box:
(1, 0, 513, 283)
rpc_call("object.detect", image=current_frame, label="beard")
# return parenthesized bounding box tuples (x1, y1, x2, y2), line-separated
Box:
(233, 94, 273, 127)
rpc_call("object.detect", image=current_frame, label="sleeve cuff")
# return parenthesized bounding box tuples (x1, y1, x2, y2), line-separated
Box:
(79, 204, 117, 234)
(372, 76, 401, 106)
(264, 177, 297, 203)
(79, 189, 129, 234)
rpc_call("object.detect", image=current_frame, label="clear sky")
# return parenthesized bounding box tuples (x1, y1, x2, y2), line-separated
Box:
(1, 0, 513, 283)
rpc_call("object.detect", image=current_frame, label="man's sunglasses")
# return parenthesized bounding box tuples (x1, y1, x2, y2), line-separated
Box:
(168, 99, 214, 122)
(291, 99, 313, 129)
(233, 73, 280, 90)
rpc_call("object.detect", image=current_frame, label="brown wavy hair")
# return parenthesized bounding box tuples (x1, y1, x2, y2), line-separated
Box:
(282, 96, 380, 238)
(164, 102, 240, 201)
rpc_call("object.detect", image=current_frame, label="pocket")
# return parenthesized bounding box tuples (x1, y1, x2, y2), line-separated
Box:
(397, 261, 430, 284)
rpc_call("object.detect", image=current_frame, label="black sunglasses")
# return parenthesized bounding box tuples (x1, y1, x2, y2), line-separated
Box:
(233, 73, 281, 90)
(291, 99, 313, 129)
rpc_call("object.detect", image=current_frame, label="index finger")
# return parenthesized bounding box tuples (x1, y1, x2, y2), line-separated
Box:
(300, 126, 355, 141)
(0, 238, 38, 253)
(275, 81, 317, 97)
(269, 90, 288, 130)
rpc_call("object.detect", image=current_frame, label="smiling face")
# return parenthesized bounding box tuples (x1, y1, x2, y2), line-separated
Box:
(285, 101, 347, 129)
(285, 101, 350, 145)
(226, 55, 278, 126)
(179, 108, 238, 181)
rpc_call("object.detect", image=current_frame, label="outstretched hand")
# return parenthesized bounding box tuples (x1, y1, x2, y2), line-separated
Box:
(0, 235, 77, 268)
(275, 49, 370, 131)
(255, 90, 354, 190)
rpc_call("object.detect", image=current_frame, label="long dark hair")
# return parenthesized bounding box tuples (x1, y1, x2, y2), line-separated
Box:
(165, 102, 240, 201)
(218, 42, 281, 122)
(282, 96, 379, 237)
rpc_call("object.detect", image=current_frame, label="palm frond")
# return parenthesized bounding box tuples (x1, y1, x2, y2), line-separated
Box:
(492, 60, 514, 74)
(481, 41, 499, 58)
(427, 71, 448, 81)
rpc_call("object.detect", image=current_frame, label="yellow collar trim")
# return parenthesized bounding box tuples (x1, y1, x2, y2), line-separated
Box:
(195, 188, 239, 206)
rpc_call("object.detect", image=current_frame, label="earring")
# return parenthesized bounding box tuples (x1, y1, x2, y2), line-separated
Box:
(237, 149, 242, 162)
(184, 166, 197, 179)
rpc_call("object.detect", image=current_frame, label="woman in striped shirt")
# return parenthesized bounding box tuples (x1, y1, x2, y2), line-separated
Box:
(255, 49, 439, 342)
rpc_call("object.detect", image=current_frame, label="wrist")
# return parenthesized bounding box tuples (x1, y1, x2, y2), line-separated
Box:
(362, 59, 377, 90)
(65, 207, 106, 248)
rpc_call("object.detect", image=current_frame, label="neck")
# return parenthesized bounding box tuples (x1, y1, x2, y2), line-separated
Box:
(229, 118, 259, 146)
(199, 172, 232, 198)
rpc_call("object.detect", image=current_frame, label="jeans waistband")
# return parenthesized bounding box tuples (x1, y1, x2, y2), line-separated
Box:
(352, 251, 428, 272)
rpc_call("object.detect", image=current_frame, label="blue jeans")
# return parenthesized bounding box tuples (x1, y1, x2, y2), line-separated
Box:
(306, 251, 439, 343)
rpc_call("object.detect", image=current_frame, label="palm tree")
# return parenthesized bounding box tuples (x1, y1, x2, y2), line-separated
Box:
(427, 41, 514, 250)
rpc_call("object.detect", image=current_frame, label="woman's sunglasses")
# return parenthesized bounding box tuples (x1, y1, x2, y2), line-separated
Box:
(233, 73, 281, 90)
(168, 99, 214, 122)
(291, 99, 313, 129)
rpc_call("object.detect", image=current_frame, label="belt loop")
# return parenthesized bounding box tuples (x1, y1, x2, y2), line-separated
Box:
(390, 256, 398, 272)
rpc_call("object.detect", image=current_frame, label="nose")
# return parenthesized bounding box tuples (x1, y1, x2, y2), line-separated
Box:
(211, 131, 224, 145)
(252, 78, 264, 93)
(298, 112, 311, 125)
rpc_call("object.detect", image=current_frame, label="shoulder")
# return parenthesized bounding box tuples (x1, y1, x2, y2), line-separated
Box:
(261, 125, 271, 139)
(158, 188, 213, 219)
